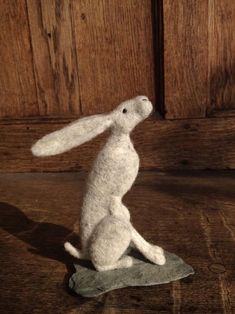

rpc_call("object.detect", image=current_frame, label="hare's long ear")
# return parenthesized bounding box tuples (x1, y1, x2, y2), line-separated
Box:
(31, 114, 113, 157)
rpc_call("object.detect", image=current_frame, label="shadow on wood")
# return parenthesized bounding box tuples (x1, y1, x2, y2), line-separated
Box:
(0, 202, 86, 301)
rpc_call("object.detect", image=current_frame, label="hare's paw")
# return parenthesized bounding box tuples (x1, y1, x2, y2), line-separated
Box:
(122, 256, 134, 268)
(147, 245, 166, 265)
(94, 256, 134, 271)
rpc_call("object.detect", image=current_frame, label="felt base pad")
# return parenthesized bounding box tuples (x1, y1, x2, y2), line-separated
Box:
(69, 250, 194, 297)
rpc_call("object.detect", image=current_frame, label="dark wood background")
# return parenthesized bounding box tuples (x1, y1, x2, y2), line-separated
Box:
(0, 0, 234, 172)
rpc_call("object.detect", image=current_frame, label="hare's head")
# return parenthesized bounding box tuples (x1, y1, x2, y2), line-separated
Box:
(111, 96, 153, 134)
(32, 96, 153, 157)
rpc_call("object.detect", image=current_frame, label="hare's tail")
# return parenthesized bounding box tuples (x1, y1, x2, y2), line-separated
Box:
(64, 242, 84, 259)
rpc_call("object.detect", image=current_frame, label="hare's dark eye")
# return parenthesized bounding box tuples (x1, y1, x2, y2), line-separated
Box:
(122, 108, 127, 113)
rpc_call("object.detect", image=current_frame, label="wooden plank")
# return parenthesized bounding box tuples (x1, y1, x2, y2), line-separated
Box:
(127, 172, 235, 313)
(163, 0, 209, 119)
(210, 109, 235, 118)
(26, 0, 81, 116)
(199, 208, 234, 313)
(0, 171, 234, 313)
(0, 0, 37, 118)
(71, 0, 156, 115)
(163, 0, 235, 119)
(208, 0, 235, 115)
(0, 116, 235, 172)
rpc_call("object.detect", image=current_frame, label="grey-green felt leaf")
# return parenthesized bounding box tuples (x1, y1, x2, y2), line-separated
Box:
(68, 250, 194, 297)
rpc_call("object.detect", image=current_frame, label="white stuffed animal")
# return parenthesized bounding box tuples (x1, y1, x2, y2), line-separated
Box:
(32, 96, 166, 271)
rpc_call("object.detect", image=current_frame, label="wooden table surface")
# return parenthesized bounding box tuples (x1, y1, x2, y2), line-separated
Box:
(0, 171, 234, 313)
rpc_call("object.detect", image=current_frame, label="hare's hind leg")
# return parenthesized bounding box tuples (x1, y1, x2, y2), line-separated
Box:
(131, 227, 166, 265)
(89, 216, 133, 271)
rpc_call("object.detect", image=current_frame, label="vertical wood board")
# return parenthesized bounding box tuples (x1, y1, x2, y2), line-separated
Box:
(72, 0, 156, 114)
(208, 0, 235, 115)
(0, 0, 37, 118)
(27, 0, 81, 116)
(163, 0, 235, 119)
(163, 0, 209, 119)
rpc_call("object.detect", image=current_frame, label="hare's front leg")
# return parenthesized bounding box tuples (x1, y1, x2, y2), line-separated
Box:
(89, 216, 133, 271)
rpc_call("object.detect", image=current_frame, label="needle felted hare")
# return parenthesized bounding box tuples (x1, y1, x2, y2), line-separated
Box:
(32, 96, 166, 271)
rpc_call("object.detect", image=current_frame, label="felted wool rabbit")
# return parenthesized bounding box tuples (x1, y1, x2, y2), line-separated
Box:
(32, 96, 166, 271)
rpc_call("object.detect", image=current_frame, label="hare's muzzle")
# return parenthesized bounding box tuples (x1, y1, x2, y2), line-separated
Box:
(136, 97, 153, 119)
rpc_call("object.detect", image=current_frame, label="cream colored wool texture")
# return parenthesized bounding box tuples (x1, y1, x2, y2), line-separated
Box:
(32, 96, 166, 271)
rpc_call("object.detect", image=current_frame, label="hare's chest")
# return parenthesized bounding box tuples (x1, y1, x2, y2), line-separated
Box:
(92, 137, 139, 194)
(112, 142, 139, 168)
(102, 134, 138, 162)
(126, 144, 139, 168)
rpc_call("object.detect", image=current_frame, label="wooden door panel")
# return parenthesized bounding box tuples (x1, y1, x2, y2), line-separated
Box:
(0, 0, 37, 118)
(26, 0, 81, 116)
(164, 0, 209, 119)
(72, 0, 155, 114)
(164, 0, 235, 120)
(0, 0, 155, 118)
(0, 0, 234, 172)
(208, 0, 235, 115)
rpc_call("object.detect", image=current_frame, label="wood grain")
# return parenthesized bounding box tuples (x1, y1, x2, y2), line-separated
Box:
(26, 0, 81, 116)
(0, 116, 234, 172)
(208, 0, 235, 115)
(0, 0, 156, 118)
(0, 0, 235, 172)
(163, 0, 209, 119)
(0, 0, 37, 118)
(0, 171, 234, 313)
(163, 0, 235, 119)
(71, 0, 156, 114)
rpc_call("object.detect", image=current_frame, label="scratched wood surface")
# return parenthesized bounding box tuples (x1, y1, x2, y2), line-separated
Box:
(0, 171, 234, 313)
